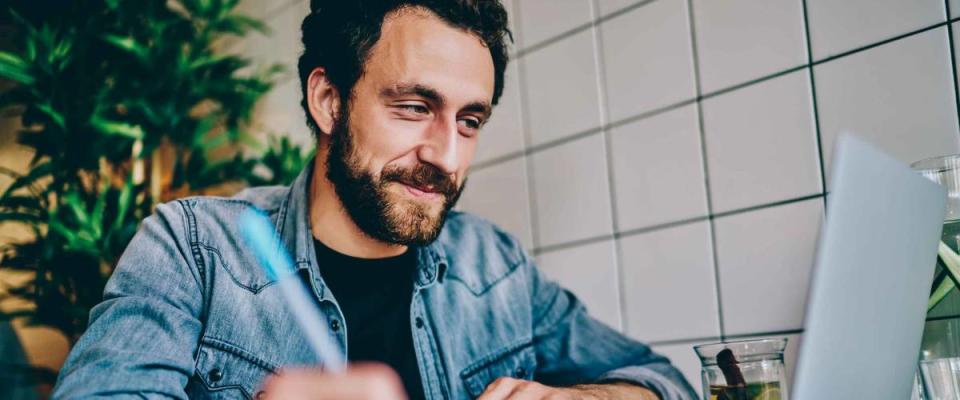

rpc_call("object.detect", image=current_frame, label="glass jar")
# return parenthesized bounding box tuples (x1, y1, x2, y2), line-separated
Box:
(694, 338, 788, 400)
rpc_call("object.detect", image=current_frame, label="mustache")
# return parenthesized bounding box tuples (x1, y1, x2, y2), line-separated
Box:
(382, 163, 458, 198)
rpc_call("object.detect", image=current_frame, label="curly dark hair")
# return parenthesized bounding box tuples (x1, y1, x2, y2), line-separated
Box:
(298, 0, 513, 136)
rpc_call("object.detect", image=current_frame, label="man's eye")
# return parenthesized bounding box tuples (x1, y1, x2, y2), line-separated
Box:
(399, 104, 429, 114)
(458, 117, 481, 130)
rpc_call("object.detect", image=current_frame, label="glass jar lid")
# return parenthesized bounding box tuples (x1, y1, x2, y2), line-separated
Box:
(694, 338, 787, 366)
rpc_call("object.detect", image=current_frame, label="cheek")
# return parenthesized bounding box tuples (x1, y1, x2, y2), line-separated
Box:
(457, 141, 476, 182)
(348, 107, 423, 171)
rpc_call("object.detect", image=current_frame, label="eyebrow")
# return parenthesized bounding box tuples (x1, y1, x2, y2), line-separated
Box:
(381, 83, 492, 119)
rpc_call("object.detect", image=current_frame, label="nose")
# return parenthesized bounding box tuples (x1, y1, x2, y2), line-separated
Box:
(417, 115, 460, 175)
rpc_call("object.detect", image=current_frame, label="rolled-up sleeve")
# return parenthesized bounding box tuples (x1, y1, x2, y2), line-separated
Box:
(53, 201, 204, 399)
(526, 250, 698, 400)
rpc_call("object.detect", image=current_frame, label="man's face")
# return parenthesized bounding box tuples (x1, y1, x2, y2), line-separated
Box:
(325, 8, 495, 246)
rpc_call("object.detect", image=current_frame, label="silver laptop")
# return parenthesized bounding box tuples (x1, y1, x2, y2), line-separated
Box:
(791, 134, 947, 399)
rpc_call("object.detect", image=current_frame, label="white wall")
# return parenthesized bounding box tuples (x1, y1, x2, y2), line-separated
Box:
(454, 0, 960, 396)
(228, 0, 315, 151)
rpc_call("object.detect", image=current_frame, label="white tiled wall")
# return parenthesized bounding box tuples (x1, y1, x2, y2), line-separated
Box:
(600, 0, 696, 122)
(245, 0, 960, 393)
(453, 0, 960, 392)
(701, 70, 821, 213)
(814, 26, 960, 182)
(609, 105, 708, 230)
(230, 0, 315, 150)
(690, 0, 807, 93)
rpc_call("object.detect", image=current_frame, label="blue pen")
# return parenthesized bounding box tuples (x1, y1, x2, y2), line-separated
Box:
(240, 209, 346, 373)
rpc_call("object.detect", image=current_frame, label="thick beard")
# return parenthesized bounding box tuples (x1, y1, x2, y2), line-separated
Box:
(325, 115, 464, 246)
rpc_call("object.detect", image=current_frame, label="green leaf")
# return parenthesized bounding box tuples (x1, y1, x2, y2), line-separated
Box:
(0, 310, 36, 321)
(222, 0, 240, 12)
(189, 54, 231, 70)
(0, 51, 29, 71)
(90, 117, 145, 140)
(0, 195, 43, 213)
(198, 132, 229, 153)
(62, 192, 91, 229)
(0, 212, 44, 223)
(49, 36, 74, 70)
(102, 35, 149, 61)
(237, 130, 264, 152)
(111, 178, 134, 233)
(1, 162, 51, 199)
(35, 103, 65, 130)
(930, 277, 956, 311)
(191, 116, 219, 144)
(939, 241, 960, 286)
(929, 242, 960, 311)
(90, 181, 110, 238)
(48, 219, 78, 244)
(24, 36, 37, 64)
(0, 51, 35, 85)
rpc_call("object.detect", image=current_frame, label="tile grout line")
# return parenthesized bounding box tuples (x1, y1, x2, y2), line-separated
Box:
(684, 0, 726, 342)
(588, 0, 630, 334)
(698, 65, 807, 102)
(534, 233, 616, 257)
(812, 17, 956, 66)
(800, 0, 828, 213)
(532, 190, 824, 256)
(515, 0, 660, 58)
(510, 2, 542, 254)
(515, 0, 960, 65)
(617, 216, 712, 239)
(473, 16, 960, 176)
(944, 1, 960, 140)
(710, 193, 824, 219)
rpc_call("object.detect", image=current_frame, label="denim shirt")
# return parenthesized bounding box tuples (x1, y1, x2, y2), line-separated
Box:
(53, 164, 697, 399)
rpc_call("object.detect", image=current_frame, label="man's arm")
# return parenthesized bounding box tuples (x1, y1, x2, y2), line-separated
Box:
(53, 201, 204, 398)
(520, 249, 699, 400)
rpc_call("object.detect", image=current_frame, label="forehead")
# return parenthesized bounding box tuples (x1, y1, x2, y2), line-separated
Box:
(361, 8, 495, 103)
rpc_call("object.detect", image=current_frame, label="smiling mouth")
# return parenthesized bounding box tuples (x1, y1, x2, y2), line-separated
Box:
(398, 182, 442, 200)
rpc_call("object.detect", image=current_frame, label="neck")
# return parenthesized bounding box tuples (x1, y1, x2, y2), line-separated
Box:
(309, 143, 408, 259)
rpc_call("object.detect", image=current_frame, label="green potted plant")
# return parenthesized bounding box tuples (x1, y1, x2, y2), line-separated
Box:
(0, 0, 312, 393)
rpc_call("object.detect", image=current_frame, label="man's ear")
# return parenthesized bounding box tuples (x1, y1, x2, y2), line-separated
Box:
(306, 67, 341, 136)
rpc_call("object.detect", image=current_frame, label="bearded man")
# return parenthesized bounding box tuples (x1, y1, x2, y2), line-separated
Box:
(53, 1, 697, 399)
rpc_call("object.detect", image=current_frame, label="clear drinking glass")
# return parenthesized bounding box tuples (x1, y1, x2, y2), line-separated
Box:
(694, 338, 788, 400)
(913, 154, 960, 399)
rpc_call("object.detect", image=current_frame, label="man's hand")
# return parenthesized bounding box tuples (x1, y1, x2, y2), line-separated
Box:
(258, 363, 407, 400)
(478, 377, 660, 400)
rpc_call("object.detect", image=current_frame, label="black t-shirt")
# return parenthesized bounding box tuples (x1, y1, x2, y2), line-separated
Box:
(314, 239, 425, 400)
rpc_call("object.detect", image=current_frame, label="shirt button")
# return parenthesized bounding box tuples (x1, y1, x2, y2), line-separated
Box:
(330, 319, 340, 332)
(415, 317, 424, 329)
(514, 367, 526, 378)
(208, 368, 223, 382)
(255, 390, 266, 399)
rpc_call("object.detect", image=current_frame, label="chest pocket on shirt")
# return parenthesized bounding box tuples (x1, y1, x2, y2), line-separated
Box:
(460, 339, 537, 398)
(192, 338, 276, 399)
